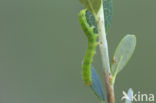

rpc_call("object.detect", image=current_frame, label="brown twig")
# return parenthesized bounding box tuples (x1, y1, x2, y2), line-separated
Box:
(104, 70, 115, 103)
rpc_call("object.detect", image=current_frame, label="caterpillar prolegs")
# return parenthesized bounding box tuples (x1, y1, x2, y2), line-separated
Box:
(79, 9, 98, 86)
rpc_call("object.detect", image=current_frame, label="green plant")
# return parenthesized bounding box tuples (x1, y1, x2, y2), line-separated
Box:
(78, 0, 136, 103)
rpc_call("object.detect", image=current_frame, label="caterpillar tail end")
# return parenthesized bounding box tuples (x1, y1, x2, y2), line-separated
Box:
(84, 79, 92, 86)
(82, 71, 92, 86)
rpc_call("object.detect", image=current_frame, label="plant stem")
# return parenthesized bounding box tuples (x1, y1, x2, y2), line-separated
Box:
(104, 71, 115, 103)
(96, 2, 115, 103)
(96, 4, 110, 74)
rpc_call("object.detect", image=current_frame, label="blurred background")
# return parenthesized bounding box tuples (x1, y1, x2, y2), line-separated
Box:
(0, 0, 155, 103)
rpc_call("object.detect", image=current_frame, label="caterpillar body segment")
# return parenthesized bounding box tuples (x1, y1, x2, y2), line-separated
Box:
(79, 9, 98, 86)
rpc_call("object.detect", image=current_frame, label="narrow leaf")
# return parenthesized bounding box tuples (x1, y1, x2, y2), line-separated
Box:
(79, 0, 102, 15)
(90, 66, 105, 101)
(85, 10, 98, 33)
(111, 35, 136, 76)
(103, 0, 113, 34)
(125, 88, 133, 103)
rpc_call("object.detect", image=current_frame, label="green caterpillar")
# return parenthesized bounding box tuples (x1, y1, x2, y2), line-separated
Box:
(79, 9, 98, 86)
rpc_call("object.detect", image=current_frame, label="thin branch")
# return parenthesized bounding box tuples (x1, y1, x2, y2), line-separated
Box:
(104, 71, 115, 103)
(96, 2, 115, 103)
(96, 2, 110, 74)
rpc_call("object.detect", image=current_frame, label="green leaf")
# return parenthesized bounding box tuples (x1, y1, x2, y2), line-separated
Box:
(125, 88, 133, 103)
(79, 0, 102, 15)
(85, 10, 98, 33)
(111, 35, 136, 77)
(103, 0, 113, 34)
(85, 0, 113, 34)
(90, 66, 105, 101)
